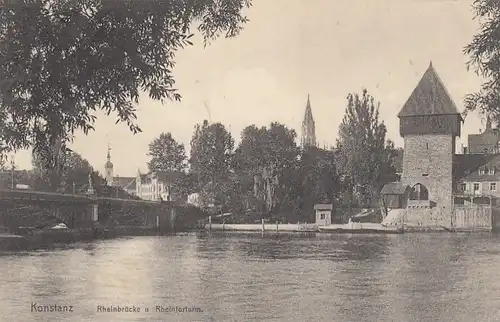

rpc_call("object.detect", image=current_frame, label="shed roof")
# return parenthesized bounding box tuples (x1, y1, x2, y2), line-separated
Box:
(380, 182, 409, 195)
(313, 204, 333, 210)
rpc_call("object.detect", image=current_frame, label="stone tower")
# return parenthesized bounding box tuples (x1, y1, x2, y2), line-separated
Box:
(105, 144, 114, 186)
(398, 62, 462, 213)
(301, 94, 316, 147)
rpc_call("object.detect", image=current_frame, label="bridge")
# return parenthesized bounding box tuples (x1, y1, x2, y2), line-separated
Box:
(0, 189, 210, 233)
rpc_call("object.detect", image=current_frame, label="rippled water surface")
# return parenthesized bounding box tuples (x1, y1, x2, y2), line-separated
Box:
(2, 232, 500, 321)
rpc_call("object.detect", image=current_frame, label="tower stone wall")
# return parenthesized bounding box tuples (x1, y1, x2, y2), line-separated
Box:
(402, 134, 455, 212)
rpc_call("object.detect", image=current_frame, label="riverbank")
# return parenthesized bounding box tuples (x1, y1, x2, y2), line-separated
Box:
(203, 222, 496, 234)
(0, 226, 171, 251)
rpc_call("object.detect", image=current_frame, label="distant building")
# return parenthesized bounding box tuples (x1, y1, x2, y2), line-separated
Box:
(135, 170, 181, 202)
(454, 154, 500, 200)
(301, 94, 317, 148)
(104, 146, 137, 196)
(468, 116, 500, 154)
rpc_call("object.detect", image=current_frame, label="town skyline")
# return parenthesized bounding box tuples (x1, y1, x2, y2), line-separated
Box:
(7, 0, 488, 176)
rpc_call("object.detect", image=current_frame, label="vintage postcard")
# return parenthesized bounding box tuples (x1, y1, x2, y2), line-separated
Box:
(0, 0, 499, 321)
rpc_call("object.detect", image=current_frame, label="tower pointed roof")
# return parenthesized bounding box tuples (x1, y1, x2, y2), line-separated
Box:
(301, 94, 316, 147)
(303, 94, 314, 124)
(105, 144, 113, 169)
(398, 62, 460, 117)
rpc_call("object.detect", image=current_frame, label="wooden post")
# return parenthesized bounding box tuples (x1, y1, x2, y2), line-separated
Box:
(92, 204, 99, 222)
(276, 221, 278, 233)
(209, 216, 212, 231)
(261, 218, 265, 232)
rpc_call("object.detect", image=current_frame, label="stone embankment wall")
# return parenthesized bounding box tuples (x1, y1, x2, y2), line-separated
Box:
(205, 223, 318, 232)
(383, 206, 493, 232)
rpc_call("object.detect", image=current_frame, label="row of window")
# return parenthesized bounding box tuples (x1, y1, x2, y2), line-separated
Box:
(459, 182, 497, 192)
(478, 167, 497, 175)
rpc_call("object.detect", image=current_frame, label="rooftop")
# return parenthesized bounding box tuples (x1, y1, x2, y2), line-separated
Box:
(398, 62, 461, 118)
(380, 182, 409, 195)
(454, 154, 500, 181)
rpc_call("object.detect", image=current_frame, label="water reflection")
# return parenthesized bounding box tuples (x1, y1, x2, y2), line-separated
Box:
(2, 233, 500, 321)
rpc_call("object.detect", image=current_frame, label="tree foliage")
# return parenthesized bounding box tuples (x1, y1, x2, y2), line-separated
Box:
(336, 89, 390, 206)
(297, 146, 339, 221)
(147, 132, 186, 173)
(463, 0, 500, 121)
(31, 148, 130, 197)
(189, 120, 235, 206)
(0, 0, 251, 175)
(234, 122, 300, 217)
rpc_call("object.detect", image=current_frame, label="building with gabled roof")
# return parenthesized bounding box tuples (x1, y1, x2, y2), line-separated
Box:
(467, 116, 500, 154)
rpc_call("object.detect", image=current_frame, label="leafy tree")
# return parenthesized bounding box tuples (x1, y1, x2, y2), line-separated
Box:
(378, 140, 402, 184)
(336, 89, 389, 207)
(296, 146, 339, 221)
(0, 0, 251, 183)
(147, 132, 186, 173)
(189, 120, 235, 207)
(31, 148, 128, 197)
(463, 0, 500, 120)
(234, 122, 299, 218)
(31, 145, 67, 191)
(64, 150, 94, 193)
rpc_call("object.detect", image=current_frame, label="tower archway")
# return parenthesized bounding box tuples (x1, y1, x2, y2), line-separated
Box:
(409, 183, 429, 201)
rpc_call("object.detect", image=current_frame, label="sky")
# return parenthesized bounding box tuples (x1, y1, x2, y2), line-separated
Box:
(9, 0, 488, 176)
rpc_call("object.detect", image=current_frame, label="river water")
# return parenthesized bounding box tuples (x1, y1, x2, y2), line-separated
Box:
(1, 232, 500, 322)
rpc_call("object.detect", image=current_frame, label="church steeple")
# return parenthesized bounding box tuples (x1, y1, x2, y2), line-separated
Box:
(301, 94, 316, 148)
(105, 143, 114, 186)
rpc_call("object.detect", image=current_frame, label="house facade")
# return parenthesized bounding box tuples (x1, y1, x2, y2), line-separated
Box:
(454, 154, 500, 201)
(135, 170, 182, 202)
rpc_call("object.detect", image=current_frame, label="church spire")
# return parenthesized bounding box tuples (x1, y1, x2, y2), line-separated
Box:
(105, 143, 114, 186)
(301, 94, 316, 148)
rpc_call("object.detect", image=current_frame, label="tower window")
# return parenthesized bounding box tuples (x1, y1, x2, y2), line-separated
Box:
(474, 183, 480, 191)
(490, 168, 496, 175)
(459, 183, 467, 191)
(491, 182, 497, 191)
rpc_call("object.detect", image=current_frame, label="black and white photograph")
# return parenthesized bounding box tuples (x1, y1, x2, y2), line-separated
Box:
(1, 0, 500, 321)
